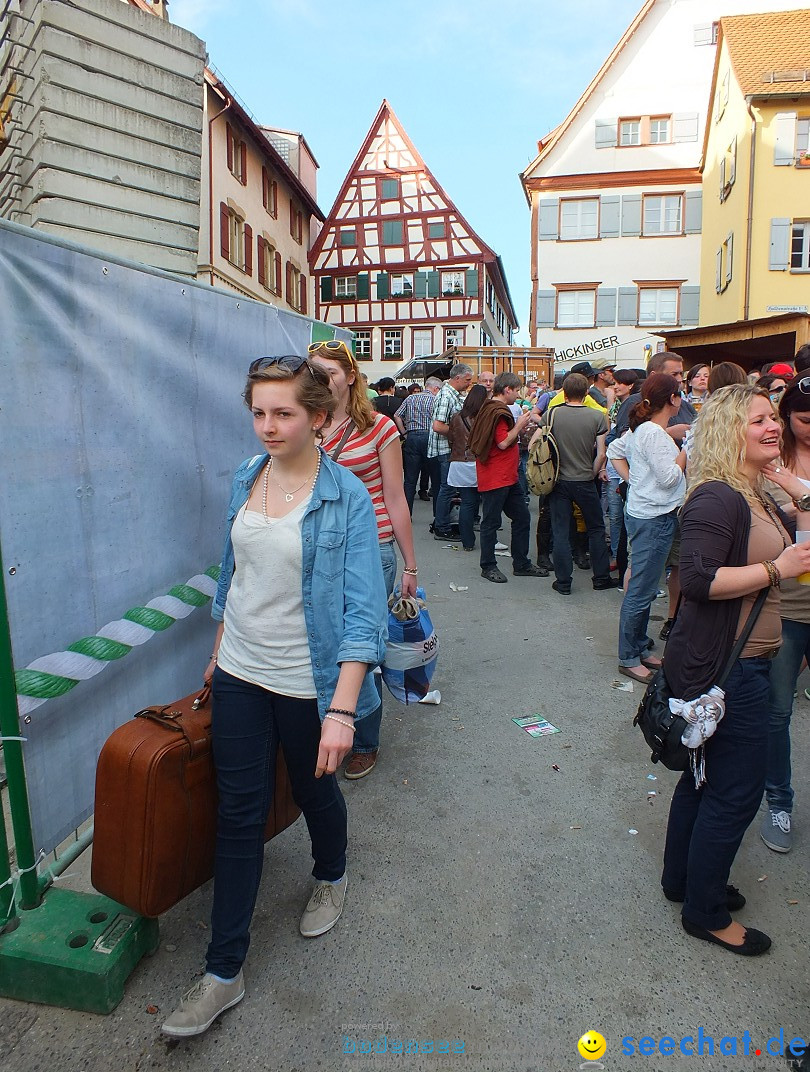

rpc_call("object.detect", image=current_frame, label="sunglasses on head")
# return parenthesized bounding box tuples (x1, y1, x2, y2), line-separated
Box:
(249, 354, 316, 379)
(797, 376, 810, 395)
(307, 340, 353, 359)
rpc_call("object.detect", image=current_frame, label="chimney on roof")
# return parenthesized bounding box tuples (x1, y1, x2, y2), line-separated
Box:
(151, 0, 169, 19)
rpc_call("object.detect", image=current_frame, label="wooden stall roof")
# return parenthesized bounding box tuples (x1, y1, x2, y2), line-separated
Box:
(655, 313, 809, 371)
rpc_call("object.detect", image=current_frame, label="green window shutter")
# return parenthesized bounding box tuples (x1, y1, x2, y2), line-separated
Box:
(427, 270, 439, 297)
(382, 220, 403, 245)
(339, 229, 356, 246)
(320, 276, 332, 301)
(465, 269, 479, 297)
(376, 271, 389, 298)
(381, 178, 399, 199)
(356, 272, 369, 299)
(413, 271, 427, 298)
(428, 222, 445, 238)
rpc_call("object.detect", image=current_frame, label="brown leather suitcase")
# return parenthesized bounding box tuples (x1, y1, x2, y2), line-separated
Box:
(91, 686, 301, 917)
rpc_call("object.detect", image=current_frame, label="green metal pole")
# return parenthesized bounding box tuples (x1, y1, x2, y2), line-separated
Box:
(0, 540, 40, 910)
(0, 760, 15, 925)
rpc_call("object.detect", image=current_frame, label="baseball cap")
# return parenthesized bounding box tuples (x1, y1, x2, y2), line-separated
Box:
(591, 357, 617, 371)
(569, 361, 596, 378)
(768, 363, 794, 379)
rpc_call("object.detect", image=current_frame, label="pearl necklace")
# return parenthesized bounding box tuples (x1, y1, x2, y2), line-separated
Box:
(262, 451, 321, 520)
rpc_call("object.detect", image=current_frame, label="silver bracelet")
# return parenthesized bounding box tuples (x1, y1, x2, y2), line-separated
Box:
(324, 713, 355, 731)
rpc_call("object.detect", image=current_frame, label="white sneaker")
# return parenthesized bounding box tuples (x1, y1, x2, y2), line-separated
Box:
(495, 541, 508, 551)
(300, 876, 347, 937)
(161, 971, 245, 1038)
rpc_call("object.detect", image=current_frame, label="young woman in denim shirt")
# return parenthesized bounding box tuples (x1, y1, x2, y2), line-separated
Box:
(162, 355, 387, 1039)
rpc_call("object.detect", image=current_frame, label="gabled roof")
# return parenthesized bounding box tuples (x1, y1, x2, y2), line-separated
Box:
(520, 0, 656, 197)
(312, 99, 517, 326)
(721, 8, 810, 97)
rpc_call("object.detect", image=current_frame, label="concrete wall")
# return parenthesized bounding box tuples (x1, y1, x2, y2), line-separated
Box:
(0, 0, 206, 274)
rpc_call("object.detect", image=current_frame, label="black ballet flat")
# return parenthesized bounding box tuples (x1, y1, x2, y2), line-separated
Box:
(663, 884, 746, 912)
(682, 917, 771, 956)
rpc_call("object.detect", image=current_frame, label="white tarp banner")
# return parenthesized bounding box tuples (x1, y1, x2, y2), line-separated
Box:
(0, 219, 349, 852)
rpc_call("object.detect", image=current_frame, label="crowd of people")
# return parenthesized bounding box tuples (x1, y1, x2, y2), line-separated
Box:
(161, 338, 810, 1038)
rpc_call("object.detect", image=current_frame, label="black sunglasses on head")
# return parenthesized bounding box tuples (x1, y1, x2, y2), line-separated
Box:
(249, 355, 316, 379)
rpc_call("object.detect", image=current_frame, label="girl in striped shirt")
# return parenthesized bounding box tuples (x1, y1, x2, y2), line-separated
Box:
(309, 341, 418, 781)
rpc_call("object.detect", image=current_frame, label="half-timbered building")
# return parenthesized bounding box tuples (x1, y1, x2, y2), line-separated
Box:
(310, 101, 517, 378)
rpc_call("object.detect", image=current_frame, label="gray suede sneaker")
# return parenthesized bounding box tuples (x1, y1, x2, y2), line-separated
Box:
(760, 808, 792, 853)
(161, 971, 245, 1038)
(300, 876, 347, 937)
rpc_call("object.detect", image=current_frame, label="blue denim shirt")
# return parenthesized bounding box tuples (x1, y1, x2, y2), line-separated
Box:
(213, 449, 388, 721)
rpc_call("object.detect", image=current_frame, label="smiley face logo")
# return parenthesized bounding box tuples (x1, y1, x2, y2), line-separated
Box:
(577, 1031, 607, 1061)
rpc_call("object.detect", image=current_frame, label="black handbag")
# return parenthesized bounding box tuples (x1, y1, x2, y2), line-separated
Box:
(634, 587, 769, 769)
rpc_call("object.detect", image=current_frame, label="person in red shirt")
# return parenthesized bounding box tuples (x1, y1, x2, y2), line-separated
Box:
(469, 372, 546, 583)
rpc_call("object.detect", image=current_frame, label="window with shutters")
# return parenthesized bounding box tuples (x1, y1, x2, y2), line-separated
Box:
(720, 139, 737, 201)
(335, 276, 358, 299)
(354, 331, 371, 358)
(619, 119, 641, 146)
(791, 222, 810, 270)
(290, 202, 303, 243)
(391, 273, 413, 296)
(642, 194, 683, 236)
(262, 169, 278, 217)
(258, 237, 276, 291)
(441, 270, 465, 296)
(226, 125, 247, 184)
(383, 329, 402, 358)
(413, 329, 433, 357)
(559, 197, 599, 240)
(556, 288, 596, 328)
(382, 220, 403, 245)
(638, 287, 679, 326)
(444, 326, 464, 349)
(286, 262, 302, 309)
(798, 118, 810, 162)
(221, 206, 252, 275)
(649, 117, 670, 144)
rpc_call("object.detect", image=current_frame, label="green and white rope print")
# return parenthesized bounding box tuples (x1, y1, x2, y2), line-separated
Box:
(15, 566, 220, 717)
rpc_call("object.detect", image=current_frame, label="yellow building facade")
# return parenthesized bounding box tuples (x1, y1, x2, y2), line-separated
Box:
(700, 10, 810, 327)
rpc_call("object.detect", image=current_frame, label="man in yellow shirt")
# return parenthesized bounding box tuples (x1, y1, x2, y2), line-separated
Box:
(547, 361, 607, 413)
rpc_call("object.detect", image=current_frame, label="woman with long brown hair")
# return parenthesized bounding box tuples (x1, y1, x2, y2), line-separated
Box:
(308, 340, 417, 781)
(607, 373, 686, 683)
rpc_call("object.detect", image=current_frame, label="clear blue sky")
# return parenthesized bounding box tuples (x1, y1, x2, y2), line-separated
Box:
(170, 0, 642, 341)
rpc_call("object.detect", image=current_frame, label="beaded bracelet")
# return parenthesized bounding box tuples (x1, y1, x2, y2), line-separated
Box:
(402, 566, 418, 575)
(326, 706, 356, 718)
(762, 560, 781, 588)
(325, 713, 355, 731)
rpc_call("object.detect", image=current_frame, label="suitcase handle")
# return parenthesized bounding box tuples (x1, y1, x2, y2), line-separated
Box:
(133, 685, 212, 758)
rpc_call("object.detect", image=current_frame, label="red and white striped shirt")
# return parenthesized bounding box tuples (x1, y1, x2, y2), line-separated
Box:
(321, 413, 400, 543)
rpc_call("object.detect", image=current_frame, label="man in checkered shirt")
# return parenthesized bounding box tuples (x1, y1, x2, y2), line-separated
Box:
(427, 363, 473, 538)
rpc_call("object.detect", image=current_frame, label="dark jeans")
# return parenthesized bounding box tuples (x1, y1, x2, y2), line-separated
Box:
(661, 657, 771, 930)
(459, 486, 480, 550)
(206, 667, 347, 979)
(403, 430, 429, 514)
(480, 482, 531, 573)
(430, 453, 455, 532)
(765, 617, 810, 813)
(548, 478, 611, 586)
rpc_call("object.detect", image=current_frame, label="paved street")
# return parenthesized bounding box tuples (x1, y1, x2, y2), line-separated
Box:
(2, 496, 809, 1072)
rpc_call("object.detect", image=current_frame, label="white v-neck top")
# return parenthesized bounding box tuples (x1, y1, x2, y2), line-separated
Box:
(217, 495, 316, 697)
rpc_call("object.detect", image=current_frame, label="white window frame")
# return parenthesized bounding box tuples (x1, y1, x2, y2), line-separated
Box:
(227, 127, 245, 182)
(335, 276, 358, 299)
(354, 330, 371, 357)
(391, 273, 414, 296)
(642, 194, 683, 236)
(412, 329, 433, 358)
(791, 221, 810, 271)
(441, 270, 465, 296)
(798, 118, 810, 158)
(444, 326, 464, 349)
(649, 117, 670, 144)
(619, 119, 641, 146)
(638, 287, 679, 326)
(227, 211, 245, 269)
(556, 289, 596, 329)
(383, 329, 402, 357)
(559, 197, 599, 241)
